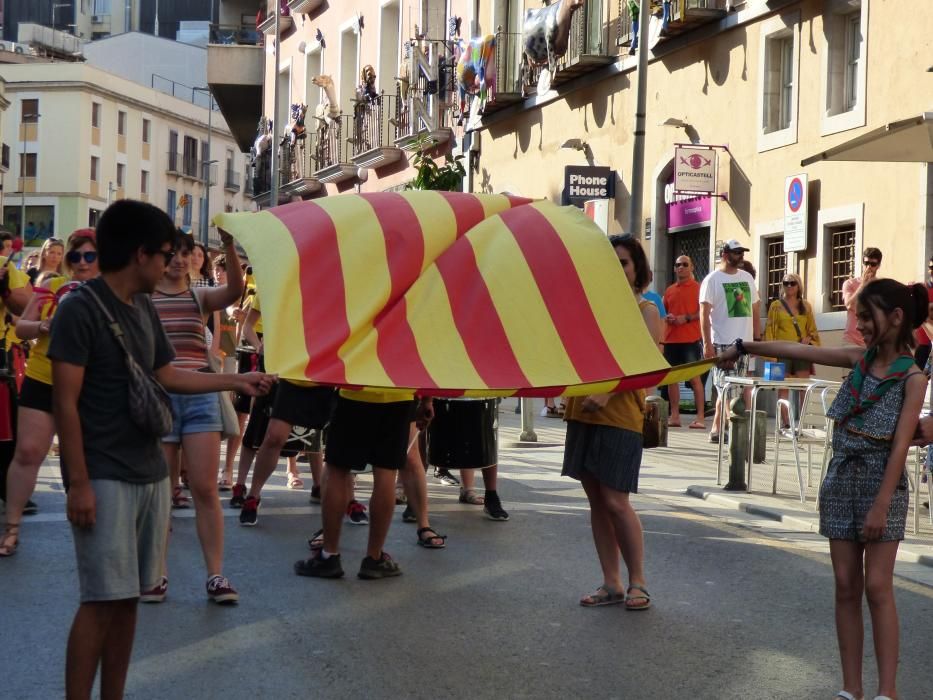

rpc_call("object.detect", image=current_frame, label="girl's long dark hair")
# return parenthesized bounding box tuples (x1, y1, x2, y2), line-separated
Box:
(857, 278, 927, 352)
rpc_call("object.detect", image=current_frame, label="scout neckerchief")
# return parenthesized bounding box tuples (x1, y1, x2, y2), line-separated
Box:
(841, 347, 914, 429)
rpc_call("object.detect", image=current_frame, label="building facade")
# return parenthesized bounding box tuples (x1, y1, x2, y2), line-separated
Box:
(0, 61, 248, 247)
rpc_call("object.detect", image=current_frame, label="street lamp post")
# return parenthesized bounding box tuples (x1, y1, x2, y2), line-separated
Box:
(628, 0, 651, 237)
(270, 1, 281, 209)
(193, 86, 215, 246)
(20, 112, 39, 241)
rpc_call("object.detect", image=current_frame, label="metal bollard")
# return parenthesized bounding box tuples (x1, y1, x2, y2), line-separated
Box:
(519, 398, 537, 442)
(725, 396, 748, 491)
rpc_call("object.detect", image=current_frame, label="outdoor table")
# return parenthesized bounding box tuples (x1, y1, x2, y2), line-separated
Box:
(715, 376, 839, 492)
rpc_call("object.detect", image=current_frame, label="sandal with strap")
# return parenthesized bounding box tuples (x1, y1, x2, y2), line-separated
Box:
(458, 489, 485, 506)
(580, 584, 625, 607)
(171, 485, 191, 509)
(0, 523, 21, 557)
(625, 584, 651, 611)
(416, 527, 447, 549)
(287, 473, 304, 490)
(834, 692, 861, 700)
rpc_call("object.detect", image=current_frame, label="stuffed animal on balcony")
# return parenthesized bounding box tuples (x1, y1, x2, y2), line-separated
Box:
(310, 75, 339, 126)
(289, 103, 308, 147)
(456, 34, 497, 124)
(356, 65, 379, 105)
(252, 116, 272, 158)
(521, 0, 586, 94)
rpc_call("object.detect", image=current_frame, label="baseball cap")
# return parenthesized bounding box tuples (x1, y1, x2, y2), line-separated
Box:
(722, 239, 749, 253)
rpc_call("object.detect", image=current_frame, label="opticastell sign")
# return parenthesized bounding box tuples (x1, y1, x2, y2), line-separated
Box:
(563, 166, 615, 208)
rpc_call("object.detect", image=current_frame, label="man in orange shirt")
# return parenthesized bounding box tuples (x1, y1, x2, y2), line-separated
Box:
(662, 255, 705, 429)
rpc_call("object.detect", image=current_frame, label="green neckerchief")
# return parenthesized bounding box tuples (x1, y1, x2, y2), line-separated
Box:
(842, 347, 914, 429)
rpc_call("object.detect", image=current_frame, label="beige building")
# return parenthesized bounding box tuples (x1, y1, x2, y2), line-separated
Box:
(0, 61, 249, 247)
(210, 0, 932, 343)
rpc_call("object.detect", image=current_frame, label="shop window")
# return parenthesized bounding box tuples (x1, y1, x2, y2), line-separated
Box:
(828, 224, 856, 311)
(757, 12, 799, 152)
(765, 237, 787, 307)
(92, 102, 101, 128)
(821, 0, 868, 135)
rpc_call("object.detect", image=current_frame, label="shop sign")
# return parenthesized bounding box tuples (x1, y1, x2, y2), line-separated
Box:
(563, 166, 615, 208)
(783, 174, 808, 252)
(664, 178, 711, 232)
(674, 146, 717, 194)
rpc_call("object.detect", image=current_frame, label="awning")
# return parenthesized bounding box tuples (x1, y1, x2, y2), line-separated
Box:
(801, 112, 933, 166)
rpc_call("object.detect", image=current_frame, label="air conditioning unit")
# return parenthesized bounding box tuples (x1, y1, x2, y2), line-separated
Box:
(92, 15, 105, 23)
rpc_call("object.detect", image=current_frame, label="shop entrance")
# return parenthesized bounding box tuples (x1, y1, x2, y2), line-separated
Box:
(668, 226, 710, 281)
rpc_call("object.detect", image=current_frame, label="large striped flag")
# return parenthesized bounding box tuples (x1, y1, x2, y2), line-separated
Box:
(213, 192, 712, 397)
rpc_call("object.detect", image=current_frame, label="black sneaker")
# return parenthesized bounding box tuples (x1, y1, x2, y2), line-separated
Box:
(345, 500, 369, 525)
(309, 484, 321, 503)
(434, 468, 460, 486)
(206, 574, 239, 605)
(294, 551, 344, 578)
(358, 551, 402, 580)
(229, 483, 246, 509)
(23, 499, 38, 515)
(401, 505, 417, 523)
(484, 491, 510, 521)
(239, 495, 260, 526)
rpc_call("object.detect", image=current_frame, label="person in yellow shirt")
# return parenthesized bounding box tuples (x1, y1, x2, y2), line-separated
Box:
(1, 229, 96, 556)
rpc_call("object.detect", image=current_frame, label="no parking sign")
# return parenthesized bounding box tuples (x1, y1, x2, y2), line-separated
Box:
(783, 174, 808, 252)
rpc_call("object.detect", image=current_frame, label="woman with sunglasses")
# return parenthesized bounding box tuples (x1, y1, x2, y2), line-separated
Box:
(35, 237, 65, 286)
(0, 229, 98, 556)
(765, 272, 820, 428)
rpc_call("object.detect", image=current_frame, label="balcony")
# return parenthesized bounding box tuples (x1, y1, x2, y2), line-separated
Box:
(475, 30, 524, 118)
(207, 23, 264, 152)
(281, 131, 323, 197)
(224, 167, 241, 192)
(167, 151, 181, 175)
(350, 93, 404, 170)
(618, 0, 728, 50)
(286, 0, 324, 16)
(182, 154, 200, 180)
(313, 115, 358, 184)
(258, 1, 293, 34)
(523, 0, 615, 95)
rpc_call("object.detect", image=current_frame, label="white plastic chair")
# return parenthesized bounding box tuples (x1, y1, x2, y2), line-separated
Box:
(773, 382, 835, 504)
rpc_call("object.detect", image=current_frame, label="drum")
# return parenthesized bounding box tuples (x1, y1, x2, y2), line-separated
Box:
(427, 398, 498, 469)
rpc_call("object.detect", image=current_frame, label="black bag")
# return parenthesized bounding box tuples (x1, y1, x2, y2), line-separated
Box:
(83, 286, 174, 437)
(642, 400, 661, 449)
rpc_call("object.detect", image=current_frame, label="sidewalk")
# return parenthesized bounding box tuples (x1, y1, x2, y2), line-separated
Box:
(497, 397, 933, 570)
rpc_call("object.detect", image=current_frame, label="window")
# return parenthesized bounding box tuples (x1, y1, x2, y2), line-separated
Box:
(765, 238, 787, 307)
(844, 13, 860, 111)
(183, 136, 198, 177)
(116, 163, 125, 188)
(20, 153, 37, 177)
(21, 99, 39, 122)
(182, 196, 193, 226)
(168, 130, 179, 170)
(117, 111, 127, 136)
(141, 170, 149, 194)
(757, 12, 799, 152)
(166, 189, 176, 218)
(94, 0, 112, 13)
(89, 208, 102, 227)
(821, 2, 868, 134)
(142, 119, 151, 143)
(91, 102, 101, 128)
(828, 224, 856, 311)
(90, 156, 99, 181)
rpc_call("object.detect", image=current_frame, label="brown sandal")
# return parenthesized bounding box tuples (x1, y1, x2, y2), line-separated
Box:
(0, 523, 21, 557)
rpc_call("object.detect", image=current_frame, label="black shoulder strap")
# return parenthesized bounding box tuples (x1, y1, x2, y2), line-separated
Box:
(779, 299, 803, 340)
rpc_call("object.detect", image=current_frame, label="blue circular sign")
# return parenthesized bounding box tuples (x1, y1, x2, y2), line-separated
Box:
(788, 178, 804, 213)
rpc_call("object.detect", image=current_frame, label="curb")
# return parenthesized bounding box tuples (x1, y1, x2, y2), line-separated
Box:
(685, 485, 933, 569)
(502, 441, 564, 449)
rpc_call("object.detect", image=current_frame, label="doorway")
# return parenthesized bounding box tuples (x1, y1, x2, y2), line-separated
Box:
(669, 226, 710, 281)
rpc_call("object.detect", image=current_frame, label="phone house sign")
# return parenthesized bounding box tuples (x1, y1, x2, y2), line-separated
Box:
(563, 166, 616, 208)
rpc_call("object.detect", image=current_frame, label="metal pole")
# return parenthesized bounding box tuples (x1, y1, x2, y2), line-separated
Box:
(270, 1, 281, 209)
(20, 130, 26, 239)
(204, 95, 213, 246)
(628, 0, 651, 237)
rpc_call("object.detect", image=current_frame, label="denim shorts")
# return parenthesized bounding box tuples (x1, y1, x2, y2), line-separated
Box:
(163, 392, 223, 443)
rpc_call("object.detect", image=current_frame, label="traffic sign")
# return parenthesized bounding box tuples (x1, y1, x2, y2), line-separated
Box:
(783, 174, 808, 252)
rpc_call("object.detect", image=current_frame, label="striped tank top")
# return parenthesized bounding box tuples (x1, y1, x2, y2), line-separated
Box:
(152, 289, 208, 370)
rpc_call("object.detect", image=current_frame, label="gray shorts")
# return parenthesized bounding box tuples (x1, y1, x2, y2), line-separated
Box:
(71, 477, 170, 602)
(711, 342, 750, 390)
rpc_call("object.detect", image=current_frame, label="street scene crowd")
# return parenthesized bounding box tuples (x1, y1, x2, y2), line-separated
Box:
(1, 201, 932, 700)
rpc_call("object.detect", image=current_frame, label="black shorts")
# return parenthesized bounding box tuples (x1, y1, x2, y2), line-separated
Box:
(233, 348, 263, 414)
(663, 341, 702, 366)
(324, 397, 417, 471)
(428, 399, 498, 468)
(270, 381, 335, 429)
(19, 376, 52, 414)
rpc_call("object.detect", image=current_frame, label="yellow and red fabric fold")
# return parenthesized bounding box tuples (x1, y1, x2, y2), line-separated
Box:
(213, 192, 712, 398)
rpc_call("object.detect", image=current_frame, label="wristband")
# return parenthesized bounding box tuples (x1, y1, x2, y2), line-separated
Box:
(734, 338, 747, 356)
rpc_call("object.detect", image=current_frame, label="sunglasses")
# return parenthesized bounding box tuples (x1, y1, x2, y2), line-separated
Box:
(149, 248, 175, 265)
(863, 260, 879, 267)
(674, 262, 690, 268)
(782, 280, 798, 287)
(66, 250, 98, 264)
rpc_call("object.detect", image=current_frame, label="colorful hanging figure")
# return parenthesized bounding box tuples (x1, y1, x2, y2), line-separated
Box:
(456, 34, 497, 123)
(521, 0, 586, 93)
(289, 103, 308, 146)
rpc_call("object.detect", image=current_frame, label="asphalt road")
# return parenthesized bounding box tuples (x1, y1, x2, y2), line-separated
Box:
(2, 448, 932, 699)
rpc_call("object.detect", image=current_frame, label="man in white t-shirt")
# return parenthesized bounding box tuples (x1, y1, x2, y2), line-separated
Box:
(700, 239, 761, 443)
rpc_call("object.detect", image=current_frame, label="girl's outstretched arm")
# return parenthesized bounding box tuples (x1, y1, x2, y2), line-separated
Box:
(718, 339, 863, 369)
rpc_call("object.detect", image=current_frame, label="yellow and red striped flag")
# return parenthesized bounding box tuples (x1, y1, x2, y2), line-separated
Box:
(213, 192, 712, 398)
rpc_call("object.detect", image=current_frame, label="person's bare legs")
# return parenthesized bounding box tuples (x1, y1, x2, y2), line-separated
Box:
(65, 599, 137, 700)
(179, 432, 225, 576)
(222, 413, 247, 484)
(829, 540, 865, 700)
(579, 472, 624, 594)
(308, 450, 323, 487)
(689, 376, 706, 422)
(864, 540, 900, 699)
(668, 382, 682, 425)
(366, 467, 397, 559)
(235, 444, 257, 488)
(321, 465, 351, 553)
(247, 418, 291, 499)
(480, 464, 498, 491)
(599, 485, 646, 590)
(3, 407, 56, 535)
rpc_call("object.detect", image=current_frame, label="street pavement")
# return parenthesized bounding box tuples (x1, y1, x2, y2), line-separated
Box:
(2, 399, 933, 698)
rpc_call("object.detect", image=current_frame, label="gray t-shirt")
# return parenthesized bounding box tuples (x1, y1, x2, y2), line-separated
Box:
(48, 277, 175, 483)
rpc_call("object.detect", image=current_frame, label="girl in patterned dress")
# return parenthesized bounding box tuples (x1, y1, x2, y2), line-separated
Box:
(718, 278, 928, 700)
